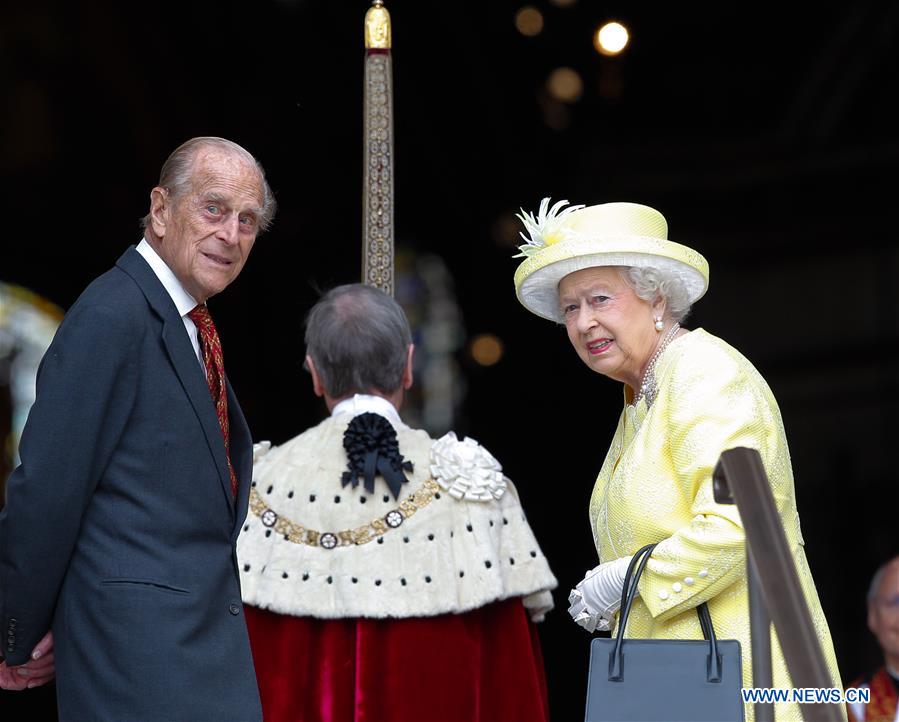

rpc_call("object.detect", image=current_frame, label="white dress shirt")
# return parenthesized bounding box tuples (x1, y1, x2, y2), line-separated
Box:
(135, 239, 204, 369)
(330, 393, 407, 430)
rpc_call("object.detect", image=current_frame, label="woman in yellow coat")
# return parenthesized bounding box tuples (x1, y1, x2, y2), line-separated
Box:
(512, 199, 844, 721)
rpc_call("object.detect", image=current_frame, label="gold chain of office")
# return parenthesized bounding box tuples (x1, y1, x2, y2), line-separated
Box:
(248, 478, 442, 550)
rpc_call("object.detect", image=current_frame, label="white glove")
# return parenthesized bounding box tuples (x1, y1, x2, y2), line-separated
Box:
(567, 557, 633, 632)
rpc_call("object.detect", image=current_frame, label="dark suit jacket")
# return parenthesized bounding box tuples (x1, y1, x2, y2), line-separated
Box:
(0, 248, 262, 721)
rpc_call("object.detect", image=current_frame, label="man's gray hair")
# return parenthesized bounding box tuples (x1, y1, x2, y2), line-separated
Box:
(141, 136, 277, 233)
(305, 284, 412, 399)
(867, 557, 899, 603)
(620, 266, 693, 322)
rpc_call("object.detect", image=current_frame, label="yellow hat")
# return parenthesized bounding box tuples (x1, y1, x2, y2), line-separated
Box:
(513, 199, 709, 321)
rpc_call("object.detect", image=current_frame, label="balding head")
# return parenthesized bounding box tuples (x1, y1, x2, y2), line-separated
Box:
(304, 284, 413, 402)
(142, 137, 276, 234)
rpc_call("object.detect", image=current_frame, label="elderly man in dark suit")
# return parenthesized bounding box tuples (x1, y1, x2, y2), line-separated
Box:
(0, 136, 275, 721)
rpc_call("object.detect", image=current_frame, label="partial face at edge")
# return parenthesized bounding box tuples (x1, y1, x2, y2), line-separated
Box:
(557, 266, 663, 387)
(869, 562, 899, 663)
(150, 147, 265, 303)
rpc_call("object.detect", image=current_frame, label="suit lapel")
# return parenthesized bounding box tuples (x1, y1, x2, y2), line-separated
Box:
(117, 247, 236, 517)
(226, 378, 253, 540)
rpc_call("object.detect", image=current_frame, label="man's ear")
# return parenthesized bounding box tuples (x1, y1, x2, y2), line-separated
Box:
(306, 355, 325, 397)
(149, 187, 170, 238)
(402, 344, 414, 390)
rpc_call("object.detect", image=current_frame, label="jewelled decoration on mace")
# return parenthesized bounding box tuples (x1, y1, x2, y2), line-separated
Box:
(362, 0, 395, 296)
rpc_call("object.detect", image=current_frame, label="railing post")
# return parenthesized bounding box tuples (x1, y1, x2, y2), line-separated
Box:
(713, 447, 842, 722)
(748, 549, 774, 722)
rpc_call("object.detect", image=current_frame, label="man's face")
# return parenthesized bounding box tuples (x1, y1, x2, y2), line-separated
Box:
(869, 561, 899, 665)
(150, 147, 264, 302)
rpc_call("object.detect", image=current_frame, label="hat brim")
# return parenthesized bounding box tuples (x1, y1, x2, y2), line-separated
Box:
(514, 235, 709, 322)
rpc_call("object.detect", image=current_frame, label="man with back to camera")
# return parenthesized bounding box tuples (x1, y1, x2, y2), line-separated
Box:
(0, 136, 276, 721)
(238, 283, 558, 721)
(848, 557, 899, 722)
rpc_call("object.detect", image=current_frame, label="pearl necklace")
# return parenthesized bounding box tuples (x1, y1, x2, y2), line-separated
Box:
(632, 322, 680, 407)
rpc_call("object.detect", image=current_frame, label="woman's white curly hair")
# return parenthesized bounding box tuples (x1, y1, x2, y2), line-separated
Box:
(622, 266, 693, 323)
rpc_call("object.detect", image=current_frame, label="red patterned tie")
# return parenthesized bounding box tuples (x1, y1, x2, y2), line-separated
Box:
(188, 304, 238, 500)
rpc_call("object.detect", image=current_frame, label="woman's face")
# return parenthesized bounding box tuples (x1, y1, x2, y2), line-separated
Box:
(558, 266, 663, 387)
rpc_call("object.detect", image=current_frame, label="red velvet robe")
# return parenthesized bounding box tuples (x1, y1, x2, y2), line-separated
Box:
(245, 597, 550, 722)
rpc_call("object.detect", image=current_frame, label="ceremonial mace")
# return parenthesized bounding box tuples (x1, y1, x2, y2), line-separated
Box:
(362, 0, 395, 296)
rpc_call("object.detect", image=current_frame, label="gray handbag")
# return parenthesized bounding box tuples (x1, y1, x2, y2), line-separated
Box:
(584, 544, 745, 721)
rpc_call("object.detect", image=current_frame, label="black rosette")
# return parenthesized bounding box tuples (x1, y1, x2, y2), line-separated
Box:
(341, 412, 413, 499)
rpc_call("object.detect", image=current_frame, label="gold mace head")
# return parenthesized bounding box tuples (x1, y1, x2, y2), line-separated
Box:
(365, 0, 391, 49)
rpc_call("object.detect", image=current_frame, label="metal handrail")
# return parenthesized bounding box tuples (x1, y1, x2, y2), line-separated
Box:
(713, 447, 842, 722)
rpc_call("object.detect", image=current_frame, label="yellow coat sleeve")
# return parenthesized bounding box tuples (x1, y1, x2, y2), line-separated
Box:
(638, 341, 792, 621)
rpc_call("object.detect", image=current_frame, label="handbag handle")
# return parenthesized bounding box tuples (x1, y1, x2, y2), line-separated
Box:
(608, 544, 723, 684)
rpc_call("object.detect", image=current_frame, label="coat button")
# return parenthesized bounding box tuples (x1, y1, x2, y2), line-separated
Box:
(229, 603, 241, 616)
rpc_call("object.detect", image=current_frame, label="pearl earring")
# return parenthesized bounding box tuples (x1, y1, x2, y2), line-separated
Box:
(654, 318, 664, 331)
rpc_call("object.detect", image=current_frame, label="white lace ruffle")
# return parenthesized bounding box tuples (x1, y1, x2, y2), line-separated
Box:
(429, 432, 507, 502)
(567, 587, 612, 633)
